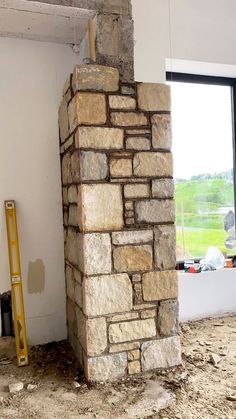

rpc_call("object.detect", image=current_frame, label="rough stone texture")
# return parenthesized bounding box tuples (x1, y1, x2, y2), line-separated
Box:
(76, 127, 124, 149)
(141, 336, 181, 370)
(62, 153, 72, 185)
(141, 309, 157, 319)
(71, 151, 81, 183)
(80, 151, 107, 180)
(107, 312, 139, 323)
(59, 98, 69, 142)
(34, 0, 132, 16)
(135, 199, 175, 224)
(124, 183, 150, 198)
(68, 185, 78, 203)
(110, 158, 132, 178)
(152, 114, 172, 150)
(66, 228, 78, 266)
(87, 317, 107, 356)
(72, 65, 119, 93)
(87, 352, 127, 382)
(138, 83, 171, 112)
(109, 341, 140, 353)
(68, 205, 80, 226)
(81, 184, 123, 231)
(126, 136, 150, 150)
(152, 179, 174, 199)
(133, 152, 173, 177)
(109, 318, 156, 343)
(109, 95, 136, 110)
(128, 349, 140, 361)
(121, 85, 136, 95)
(111, 112, 148, 127)
(113, 245, 153, 272)
(142, 271, 178, 302)
(74, 281, 82, 308)
(158, 300, 179, 337)
(83, 274, 132, 316)
(154, 225, 176, 270)
(78, 233, 111, 275)
(60, 135, 73, 154)
(69, 93, 106, 128)
(112, 229, 153, 245)
(128, 360, 141, 375)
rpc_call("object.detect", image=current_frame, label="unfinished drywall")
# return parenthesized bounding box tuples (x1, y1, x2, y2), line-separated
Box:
(0, 37, 78, 344)
(133, 0, 236, 82)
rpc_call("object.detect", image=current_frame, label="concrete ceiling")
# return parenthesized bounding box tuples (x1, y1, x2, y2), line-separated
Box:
(0, 0, 95, 44)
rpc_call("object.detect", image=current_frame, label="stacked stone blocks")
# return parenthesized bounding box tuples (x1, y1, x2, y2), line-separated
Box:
(59, 64, 181, 382)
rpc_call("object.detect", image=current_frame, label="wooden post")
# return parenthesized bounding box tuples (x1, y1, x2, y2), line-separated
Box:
(88, 18, 96, 62)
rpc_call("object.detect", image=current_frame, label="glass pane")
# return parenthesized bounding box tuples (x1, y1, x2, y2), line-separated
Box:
(170, 81, 235, 260)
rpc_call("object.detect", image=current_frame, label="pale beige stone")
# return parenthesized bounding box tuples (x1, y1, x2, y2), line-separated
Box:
(141, 336, 181, 370)
(67, 298, 76, 327)
(62, 153, 72, 185)
(60, 135, 73, 154)
(111, 112, 148, 127)
(59, 97, 69, 142)
(107, 312, 139, 323)
(87, 353, 127, 382)
(126, 136, 150, 150)
(71, 151, 80, 183)
(68, 205, 79, 226)
(158, 299, 179, 337)
(152, 179, 174, 198)
(135, 199, 175, 224)
(133, 152, 173, 177)
(133, 303, 156, 310)
(109, 95, 136, 109)
(74, 282, 82, 308)
(141, 309, 157, 319)
(72, 65, 119, 93)
(69, 93, 107, 128)
(63, 210, 68, 226)
(74, 269, 82, 284)
(75, 306, 86, 348)
(81, 151, 107, 180)
(68, 95, 78, 132)
(113, 245, 153, 272)
(109, 318, 156, 343)
(68, 185, 78, 203)
(125, 201, 133, 210)
(87, 317, 107, 356)
(128, 360, 141, 375)
(154, 225, 176, 270)
(111, 177, 148, 184)
(124, 183, 150, 199)
(66, 265, 74, 301)
(152, 114, 172, 150)
(83, 274, 132, 316)
(138, 83, 171, 111)
(63, 76, 71, 95)
(66, 228, 78, 266)
(109, 341, 140, 353)
(126, 129, 150, 135)
(128, 349, 140, 361)
(62, 187, 68, 205)
(76, 127, 124, 149)
(110, 158, 133, 178)
(80, 184, 123, 231)
(78, 233, 111, 275)
(112, 229, 153, 245)
(142, 271, 178, 301)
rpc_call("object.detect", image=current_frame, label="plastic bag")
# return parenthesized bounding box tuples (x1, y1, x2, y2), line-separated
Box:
(199, 246, 225, 271)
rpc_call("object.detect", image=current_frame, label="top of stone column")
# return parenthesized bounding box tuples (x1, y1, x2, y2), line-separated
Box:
(33, 0, 132, 16)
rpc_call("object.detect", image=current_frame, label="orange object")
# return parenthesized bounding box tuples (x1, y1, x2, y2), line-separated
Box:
(225, 259, 233, 268)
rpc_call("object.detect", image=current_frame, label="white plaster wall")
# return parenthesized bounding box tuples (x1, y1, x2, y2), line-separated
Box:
(0, 37, 78, 344)
(133, 0, 236, 82)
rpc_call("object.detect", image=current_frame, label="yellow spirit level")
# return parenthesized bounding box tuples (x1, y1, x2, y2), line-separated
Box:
(5, 200, 29, 366)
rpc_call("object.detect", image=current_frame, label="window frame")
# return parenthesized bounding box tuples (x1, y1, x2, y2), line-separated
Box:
(166, 72, 236, 267)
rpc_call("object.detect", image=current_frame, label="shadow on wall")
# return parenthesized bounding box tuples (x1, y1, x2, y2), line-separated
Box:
(27, 259, 45, 294)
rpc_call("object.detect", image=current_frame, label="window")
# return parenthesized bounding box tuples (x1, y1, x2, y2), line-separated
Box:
(167, 73, 236, 261)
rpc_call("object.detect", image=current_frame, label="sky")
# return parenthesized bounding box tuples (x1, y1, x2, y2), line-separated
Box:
(170, 82, 234, 180)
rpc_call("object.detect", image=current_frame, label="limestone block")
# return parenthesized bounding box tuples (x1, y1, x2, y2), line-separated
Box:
(67, 298, 75, 327)
(128, 360, 141, 375)
(78, 233, 111, 275)
(126, 129, 150, 135)
(141, 336, 181, 370)
(133, 152, 173, 177)
(75, 306, 86, 348)
(66, 228, 78, 266)
(59, 98, 69, 142)
(72, 65, 119, 92)
(74, 269, 82, 284)
(68, 185, 78, 204)
(87, 353, 127, 382)
(69, 93, 107, 128)
(113, 245, 153, 272)
(68, 205, 80, 227)
(63, 210, 68, 226)
(138, 83, 171, 112)
(141, 309, 157, 319)
(158, 299, 179, 337)
(126, 137, 150, 150)
(110, 159, 132, 178)
(109, 318, 156, 343)
(66, 265, 74, 301)
(109, 95, 136, 110)
(124, 183, 150, 199)
(112, 229, 153, 245)
(125, 201, 133, 210)
(135, 199, 175, 224)
(110, 341, 140, 353)
(76, 127, 124, 149)
(62, 187, 68, 206)
(61, 153, 72, 185)
(121, 85, 136, 95)
(154, 225, 176, 270)
(107, 312, 139, 323)
(81, 151, 107, 180)
(142, 271, 178, 301)
(60, 135, 73, 154)
(152, 114, 172, 150)
(87, 317, 107, 356)
(128, 349, 140, 361)
(133, 282, 143, 304)
(152, 179, 174, 199)
(74, 282, 82, 308)
(111, 112, 148, 127)
(83, 274, 132, 316)
(80, 184, 123, 231)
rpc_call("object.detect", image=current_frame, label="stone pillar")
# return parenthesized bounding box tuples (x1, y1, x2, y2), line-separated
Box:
(59, 64, 181, 382)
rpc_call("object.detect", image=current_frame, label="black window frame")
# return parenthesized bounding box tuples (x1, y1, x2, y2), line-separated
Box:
(166, 72, 236, 269)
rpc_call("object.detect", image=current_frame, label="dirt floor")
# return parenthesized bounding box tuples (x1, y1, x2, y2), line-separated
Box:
(0, 315, 235, 419)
